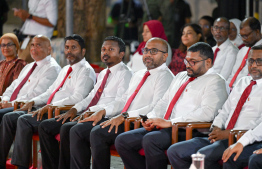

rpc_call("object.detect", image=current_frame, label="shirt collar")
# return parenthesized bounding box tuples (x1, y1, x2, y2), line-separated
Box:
(254, 77, 262, 86)
(215, 38, 230, 50)
(35, 55, 51, 67)
(253, 39, 262, 46)
(107, 61, 123, 74)
(70, 57, 86, 70)
(148, 63, 167, 75)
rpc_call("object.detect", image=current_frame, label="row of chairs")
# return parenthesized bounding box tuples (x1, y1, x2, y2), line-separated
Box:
(9, 102, 248, 169)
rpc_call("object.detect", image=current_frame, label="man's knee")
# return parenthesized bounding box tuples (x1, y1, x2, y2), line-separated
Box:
(115, 132, 129, 150)
(249, 153, 262, 168)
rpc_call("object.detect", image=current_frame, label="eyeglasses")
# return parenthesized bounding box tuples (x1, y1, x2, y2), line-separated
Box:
(212, 26, 229, 32)
(239, 30, 254, 40)
(0, 43, 15, 48)
(229, 28, 237, 32)
(248, 58, 262, 66)
(142, 48, 167, 55)
(184, 58, 208, 67)
(199, 24, 210, 29)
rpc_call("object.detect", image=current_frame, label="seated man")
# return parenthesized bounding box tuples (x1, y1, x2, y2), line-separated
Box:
(0, 34, 96, 169)
(221, 45, 262, 169)
(0, 33, 26, 96)
(38, 36, 133, 169)
(211, 17, 238, 80)
(167, 45, 262, 169)
(0, 35, 61, 122)
(72, 37, 174, 169)
(115, 42, 228, 169)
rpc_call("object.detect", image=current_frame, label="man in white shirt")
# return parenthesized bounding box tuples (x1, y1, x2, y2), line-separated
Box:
(38, 36, 133, 169)
(115, 42, 228, 169)
(0, 35, 61, 123)
(0, 34, 96, 169)
(211, 17, 238, 80)
(222, 45, 262, 169)
(0, 35, 61, 169)
(14, 0, 57, 62)
(227, 17, 262, 88)
(70, 37, 174, 169)
(167, 45, 262, 169)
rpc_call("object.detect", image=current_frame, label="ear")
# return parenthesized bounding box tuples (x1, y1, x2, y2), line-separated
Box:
(48, 45, 52, 55)
(163, 52, 168, 62)
(82, 48, 86, 56)
(197, 33, 202, 41)
(119, 51, 125, 60)
(206, 58, 213, 68)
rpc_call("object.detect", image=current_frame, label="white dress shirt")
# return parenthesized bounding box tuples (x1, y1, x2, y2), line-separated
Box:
(31, 58, 96, 107)
(212, 76, 262, 137)
(147, 68, 228, 124)
(105, 63, 174, 118)
(227, 39, 262, 87)
(21, 0, 58, 38)
(73, 62, 133, 116)
(2, 55, 61, 105)
(212, 39, 239, 80)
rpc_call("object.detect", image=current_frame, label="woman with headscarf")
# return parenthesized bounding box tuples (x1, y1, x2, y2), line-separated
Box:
(127, 20, 172, 72)
(169, 23, 204, 75)
(229, 18, 244, 49)
(0, 33, 26, 95)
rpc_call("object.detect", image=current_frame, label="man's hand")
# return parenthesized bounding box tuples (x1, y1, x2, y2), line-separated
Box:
(222, 142, 244, 162)
(72, 111, 91, 122)
(0, 102, 2, 109)
(253, 148, 262, 154)
(30, 105, 51, 121)
(14, 9, 30, 21)
(78, 109, 105, 126)
(15, 101, 34, 112)
(55, 108, 77, 124)
(208, 126, 230, 143)
(100, 114, 125, 134)
(145, 118, 172, 129)
(2, 101, 12, 108)
(141, 120, 155, 131)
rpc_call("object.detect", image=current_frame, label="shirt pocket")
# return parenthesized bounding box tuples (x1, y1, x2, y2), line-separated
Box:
(243, 97, 262, 118)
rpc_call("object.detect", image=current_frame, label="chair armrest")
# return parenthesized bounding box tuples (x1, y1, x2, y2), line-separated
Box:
(172, 122, 191, 144)
(54, 105, 74, 117)
(186, 122, 212, 140)
(124, 117, 141, 131)
(14, 101, 25, 110)
(228, 130, 247, 146)
(47, 106, 58, 119)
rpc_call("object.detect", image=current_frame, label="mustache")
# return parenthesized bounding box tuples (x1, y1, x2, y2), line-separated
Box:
(186, 67, 193, 71)
(66, 53, 75, 58)
(144, 57, 153, 61)
(103, 54, 110, 58)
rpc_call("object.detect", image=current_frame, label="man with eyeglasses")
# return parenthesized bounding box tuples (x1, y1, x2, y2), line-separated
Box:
(227, 17, 262, 88)
(167, 45, 262, 169)
(115, 42, 228, 169)
(69, 37, 174, 169)
(198, 15, 216, 47)
(211, 17, 239, 80)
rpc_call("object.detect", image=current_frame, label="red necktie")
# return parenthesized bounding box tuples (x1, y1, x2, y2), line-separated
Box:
(229, 47, 251, 88)
(213, 48, 220, 64)
(47, 67, 73, 104)
(121, 71, 151, 113)
(10, 63, 38, 101)
(164, 77, 196, 120)
(84, 69, 111, 111)
(226, 80, 256, 129)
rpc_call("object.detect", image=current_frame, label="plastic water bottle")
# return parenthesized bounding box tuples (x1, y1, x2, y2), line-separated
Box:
(189, 152, 205, 169)
(37, 150, 42, 169)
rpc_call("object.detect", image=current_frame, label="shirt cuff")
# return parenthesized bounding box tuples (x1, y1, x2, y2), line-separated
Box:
(237, 134, 250, 147)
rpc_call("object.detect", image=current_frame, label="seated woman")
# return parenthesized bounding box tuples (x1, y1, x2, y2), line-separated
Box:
(0, 33, 26, 96)
(169, 23, 204, 75)
(229, 18, 244, 49)
(127, 20, 172, 72)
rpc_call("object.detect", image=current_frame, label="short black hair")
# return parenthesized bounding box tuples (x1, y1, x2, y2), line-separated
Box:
(252, 45, 262, 50)
(187, 42, 214, 63)
(64, 34, 85, 49)
(241, 17, 261, 32)
(104, 36, 125, 53)
(200, 15, 214, 26)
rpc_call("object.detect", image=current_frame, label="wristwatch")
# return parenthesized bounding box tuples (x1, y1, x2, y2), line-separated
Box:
(121, 112, 129, 119)
(28, 14, 33, 19)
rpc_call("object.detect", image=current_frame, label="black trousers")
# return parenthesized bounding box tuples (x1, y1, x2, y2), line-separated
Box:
(0, 107, 15, 123)
(69, 118, 108, 169)
(10, 112, 47, 167)
(0, 110, 26, 167)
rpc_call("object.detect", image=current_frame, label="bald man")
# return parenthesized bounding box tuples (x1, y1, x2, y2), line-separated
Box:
(0, 34, 96, 169)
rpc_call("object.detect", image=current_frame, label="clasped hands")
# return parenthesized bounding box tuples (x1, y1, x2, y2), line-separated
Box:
(142, 118, 172, 131)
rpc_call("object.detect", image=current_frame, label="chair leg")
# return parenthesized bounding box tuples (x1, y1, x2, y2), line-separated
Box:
(32, 139, 38, 168)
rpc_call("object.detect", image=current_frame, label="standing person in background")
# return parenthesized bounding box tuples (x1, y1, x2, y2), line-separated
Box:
(169, 23, 204, 75)
(0, 33, 26, 96)
(127, 20, 171, 72)
(198, 15, 216, 47)
(160, 0, 192, 48)
(0, 0, 9, 36)
(13, 0, 58, 63)
(229, 19, 245, 49)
